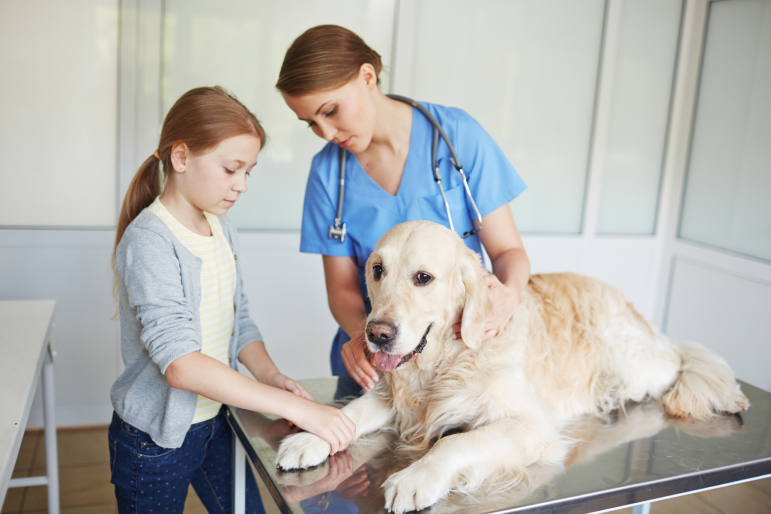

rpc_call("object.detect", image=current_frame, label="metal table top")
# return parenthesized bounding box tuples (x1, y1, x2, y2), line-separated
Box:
(226, 377, 771, 514)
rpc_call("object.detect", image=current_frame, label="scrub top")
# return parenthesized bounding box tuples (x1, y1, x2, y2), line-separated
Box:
(300, 102, 527, 376)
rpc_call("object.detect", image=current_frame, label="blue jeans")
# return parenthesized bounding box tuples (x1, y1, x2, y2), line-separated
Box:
(108, 407, 265, 514)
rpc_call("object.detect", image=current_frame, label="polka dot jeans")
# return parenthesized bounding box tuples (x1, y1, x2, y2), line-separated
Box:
(108, 407, 265, 514)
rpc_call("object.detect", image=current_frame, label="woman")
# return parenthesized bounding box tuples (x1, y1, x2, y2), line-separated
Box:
(277, 25, 530, 393)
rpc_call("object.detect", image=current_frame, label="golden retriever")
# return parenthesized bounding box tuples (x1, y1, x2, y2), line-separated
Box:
(276, 220, 749, 513)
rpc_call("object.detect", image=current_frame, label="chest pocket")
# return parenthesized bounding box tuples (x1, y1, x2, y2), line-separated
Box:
(418, 183, 474, 238)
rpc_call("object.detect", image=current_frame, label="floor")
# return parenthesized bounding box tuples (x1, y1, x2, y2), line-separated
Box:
(2, 426, 770, 514)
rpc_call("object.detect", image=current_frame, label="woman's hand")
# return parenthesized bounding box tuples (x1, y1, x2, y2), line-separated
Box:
(452, 274, 521, 342)
(452, 204, 530, 344)
(288, 401, 357, 455)
(341, 335, 379, 392)
(267, 372, 315, 401)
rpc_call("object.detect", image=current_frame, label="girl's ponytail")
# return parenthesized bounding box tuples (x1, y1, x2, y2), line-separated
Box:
(114, 154, 163, 251)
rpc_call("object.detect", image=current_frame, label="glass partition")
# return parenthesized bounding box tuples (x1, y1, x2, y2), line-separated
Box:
(679, 0, 771, 262)
(0, 0, 118, 227)
(410, 0, 606, 234)
(162, 0, 396, 230)
(596, 0, 682, 235)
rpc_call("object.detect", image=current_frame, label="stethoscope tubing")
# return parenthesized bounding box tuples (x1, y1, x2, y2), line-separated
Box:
(329, 95, 482, 243)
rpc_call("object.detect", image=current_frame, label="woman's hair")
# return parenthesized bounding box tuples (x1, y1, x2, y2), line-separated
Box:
(113, 86, 265, 261)
(276, 25, 383, 96)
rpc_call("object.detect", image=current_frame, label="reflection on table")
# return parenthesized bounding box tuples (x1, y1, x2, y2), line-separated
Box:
(227, 378, 771, 514)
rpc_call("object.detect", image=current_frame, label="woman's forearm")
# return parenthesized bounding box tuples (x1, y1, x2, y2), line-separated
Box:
(490, 246, 530, 297)
(328, 287, 368, 341)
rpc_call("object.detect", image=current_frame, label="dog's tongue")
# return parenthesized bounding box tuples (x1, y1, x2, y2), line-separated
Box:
(372, 352, 403, 372)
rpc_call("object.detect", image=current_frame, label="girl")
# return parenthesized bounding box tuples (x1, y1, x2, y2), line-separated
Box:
(109, 86, 355, 514)
(276, 26, 531, 393)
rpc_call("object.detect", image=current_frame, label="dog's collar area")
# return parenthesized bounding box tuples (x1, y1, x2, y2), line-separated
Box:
(397, 324, 432, 368)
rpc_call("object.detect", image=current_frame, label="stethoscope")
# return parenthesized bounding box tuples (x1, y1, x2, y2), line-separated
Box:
(328, 94, 482, 243)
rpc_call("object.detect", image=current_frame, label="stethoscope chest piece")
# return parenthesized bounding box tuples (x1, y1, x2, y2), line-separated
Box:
(329, 218, 347, 243)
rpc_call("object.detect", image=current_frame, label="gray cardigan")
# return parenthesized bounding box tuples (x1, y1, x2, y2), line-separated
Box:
(111, 209, 263, 448)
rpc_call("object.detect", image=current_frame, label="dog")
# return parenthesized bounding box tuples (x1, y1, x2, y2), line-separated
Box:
(276, 220, 749, 513)
(274, 399, 745, 512)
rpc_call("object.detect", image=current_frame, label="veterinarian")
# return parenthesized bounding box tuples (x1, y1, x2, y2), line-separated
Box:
(109, 86, 355, 513)
(277, 25, 531, 392)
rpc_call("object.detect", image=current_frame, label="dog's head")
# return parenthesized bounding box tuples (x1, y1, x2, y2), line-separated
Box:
(364, 221, 492, 372)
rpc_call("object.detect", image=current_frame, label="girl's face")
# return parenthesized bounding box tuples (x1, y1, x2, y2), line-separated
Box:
(282, 65, 378, 155)
(170, 134, 261, 216)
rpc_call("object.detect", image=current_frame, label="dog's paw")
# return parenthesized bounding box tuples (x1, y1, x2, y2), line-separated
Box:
(274, 461, 330, 487)
(383, 462, 451, 513)
(275, 432, 331, 470)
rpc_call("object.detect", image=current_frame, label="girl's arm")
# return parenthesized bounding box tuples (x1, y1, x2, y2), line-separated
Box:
(322, 255, 379, 392)
(165, 352, 355, 454)
(237, 339, 313, 401)
(454, 204, 530, 341)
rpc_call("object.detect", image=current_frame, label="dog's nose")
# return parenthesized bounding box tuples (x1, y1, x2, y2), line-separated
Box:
(366, 319, 397, 348)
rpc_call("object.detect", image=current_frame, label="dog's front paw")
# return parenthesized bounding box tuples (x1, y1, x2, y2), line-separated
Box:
(383, 462, 451, 513)
(275, 432, 331, 470)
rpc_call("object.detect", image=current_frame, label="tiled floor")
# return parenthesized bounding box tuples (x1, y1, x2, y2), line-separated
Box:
(2, 426, 770, 514)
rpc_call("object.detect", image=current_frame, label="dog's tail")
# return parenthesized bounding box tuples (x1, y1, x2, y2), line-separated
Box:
(661, 341, 750, 420)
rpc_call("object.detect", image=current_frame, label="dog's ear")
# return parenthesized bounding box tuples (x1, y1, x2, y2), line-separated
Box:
(459, 247, 493, 349)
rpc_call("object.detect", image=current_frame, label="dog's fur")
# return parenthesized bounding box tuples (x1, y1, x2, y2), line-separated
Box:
(275, 399, 744, 512)
(276, 221, 749, 513)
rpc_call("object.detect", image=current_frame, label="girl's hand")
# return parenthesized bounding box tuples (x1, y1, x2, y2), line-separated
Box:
(341, 335, 379, 392)
(453, 274, 521, 342)
(289, 401, 356, 455)
(267, 372, 315, 402)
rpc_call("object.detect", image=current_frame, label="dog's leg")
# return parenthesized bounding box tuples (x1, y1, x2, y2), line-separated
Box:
(275, 430, 396, 492)
(275, 392, 394, 470)
(342, 391, 396, 438)
(383, 416, 565, 514)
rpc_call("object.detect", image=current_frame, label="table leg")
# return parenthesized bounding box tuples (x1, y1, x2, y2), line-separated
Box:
(43, 350, 59, 514)
(233, 431, 245, 514)
(632, 502, 651, 514)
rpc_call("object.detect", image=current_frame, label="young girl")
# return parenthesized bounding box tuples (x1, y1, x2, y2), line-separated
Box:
(109, 86, 355, 514)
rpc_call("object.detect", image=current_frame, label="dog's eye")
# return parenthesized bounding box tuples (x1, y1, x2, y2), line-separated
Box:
(373, 264, 383, 280)
(414, 272, 433, 286)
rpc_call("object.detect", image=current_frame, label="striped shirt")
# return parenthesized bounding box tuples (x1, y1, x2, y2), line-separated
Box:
(150, 197, 237, 422)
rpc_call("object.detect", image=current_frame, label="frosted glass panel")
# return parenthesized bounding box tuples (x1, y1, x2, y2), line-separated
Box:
(0, 0, 118, 227)
(596, 0, 681, 235)
(411, 0, 605, 234)
(162, 1, 395, 230)
(679, 0, 771, 262)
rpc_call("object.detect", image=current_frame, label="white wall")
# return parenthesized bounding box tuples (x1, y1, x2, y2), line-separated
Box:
(665, 259, 771, 392)
(0, 229, 119, 426)
(1, 0, 769, 429)
(0, 0, 118, 227)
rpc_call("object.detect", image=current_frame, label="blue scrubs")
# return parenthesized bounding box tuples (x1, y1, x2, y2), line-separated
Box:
(300, 102, 527, 376)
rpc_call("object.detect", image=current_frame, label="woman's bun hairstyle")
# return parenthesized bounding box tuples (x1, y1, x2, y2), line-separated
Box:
(276, 25, 382, 96)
